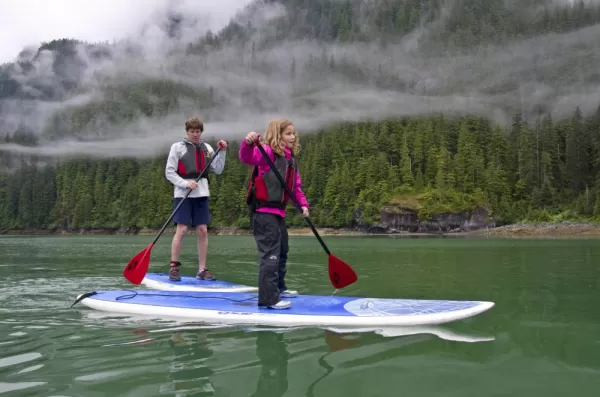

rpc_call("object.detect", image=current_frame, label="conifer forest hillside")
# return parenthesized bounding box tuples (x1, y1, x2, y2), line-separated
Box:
(1, 0, 600, 233)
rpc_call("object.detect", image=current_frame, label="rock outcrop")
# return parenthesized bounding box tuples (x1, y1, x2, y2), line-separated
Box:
(354, 205, 496, 234)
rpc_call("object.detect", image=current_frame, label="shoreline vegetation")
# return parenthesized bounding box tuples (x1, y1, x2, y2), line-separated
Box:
(3, 2, 600, 242)
(4, 221, 600, 238)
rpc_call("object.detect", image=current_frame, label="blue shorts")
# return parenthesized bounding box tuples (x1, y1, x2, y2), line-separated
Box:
(173, 197, 210, 227)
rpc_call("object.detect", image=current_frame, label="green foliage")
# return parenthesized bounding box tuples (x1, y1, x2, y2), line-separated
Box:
(416, 188, 487, 221)
(2, 107, 600, 229)
(2, 0, 600, 230)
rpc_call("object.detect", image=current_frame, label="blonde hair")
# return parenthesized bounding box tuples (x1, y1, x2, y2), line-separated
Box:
(262, 119, 300, 156)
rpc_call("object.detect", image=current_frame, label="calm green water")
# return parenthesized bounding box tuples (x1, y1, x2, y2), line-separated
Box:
(1, 235, 599, 396)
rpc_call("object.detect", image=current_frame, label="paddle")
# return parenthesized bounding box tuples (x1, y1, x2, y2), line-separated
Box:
(252, 138, 357, 289)
(123, 143, 225, 284)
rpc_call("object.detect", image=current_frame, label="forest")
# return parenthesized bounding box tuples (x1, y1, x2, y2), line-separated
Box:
(1, 0, 600, 231)
(2, 109, 600, 230)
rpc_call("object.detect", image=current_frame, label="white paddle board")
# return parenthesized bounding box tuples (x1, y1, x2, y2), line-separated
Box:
(75, 290, 494, 327)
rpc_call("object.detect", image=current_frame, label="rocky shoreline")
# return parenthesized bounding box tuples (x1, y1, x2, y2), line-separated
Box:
(2, 221, 600, 237)
(455, 221, 600, 237)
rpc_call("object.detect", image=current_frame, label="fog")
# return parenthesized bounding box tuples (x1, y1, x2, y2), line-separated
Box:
(0, 0, 599, 158)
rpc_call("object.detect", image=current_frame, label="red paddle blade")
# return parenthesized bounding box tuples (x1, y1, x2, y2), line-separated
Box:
(328, 254, 357, 289)
(123, 244, 154, 284)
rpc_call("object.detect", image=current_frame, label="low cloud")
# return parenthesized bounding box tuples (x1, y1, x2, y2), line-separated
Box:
(1, 0, 599, 158)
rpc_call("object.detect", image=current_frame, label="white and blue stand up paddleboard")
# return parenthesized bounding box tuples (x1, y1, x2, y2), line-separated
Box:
(141, 273, 258, 293)
(75, 290, 494, 327)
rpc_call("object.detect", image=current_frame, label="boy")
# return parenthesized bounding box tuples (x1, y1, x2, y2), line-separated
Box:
(165, 116, 228, 281)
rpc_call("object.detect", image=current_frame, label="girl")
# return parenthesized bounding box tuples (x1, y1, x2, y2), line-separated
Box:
(239, 119, 310, 309)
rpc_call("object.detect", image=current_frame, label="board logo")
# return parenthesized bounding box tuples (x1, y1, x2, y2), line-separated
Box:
(360, 301, 374, 310)
(218, 311, 253, 315)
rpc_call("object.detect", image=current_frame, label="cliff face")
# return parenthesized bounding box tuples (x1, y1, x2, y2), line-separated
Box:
(354, 205, 496, 234)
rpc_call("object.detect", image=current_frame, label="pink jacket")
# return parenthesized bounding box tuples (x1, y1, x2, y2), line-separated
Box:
(238, 140, 309, 218)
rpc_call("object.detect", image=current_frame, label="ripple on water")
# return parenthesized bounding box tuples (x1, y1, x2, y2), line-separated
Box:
(0, 352, 43, 369)
(0, 382, 47, 395)
(0, 352, 46, 394)
(0, 276, 121, 313)
(17, 364, 44, 374)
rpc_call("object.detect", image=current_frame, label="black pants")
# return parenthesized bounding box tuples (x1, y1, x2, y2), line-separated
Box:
(252, 211, 289, 306)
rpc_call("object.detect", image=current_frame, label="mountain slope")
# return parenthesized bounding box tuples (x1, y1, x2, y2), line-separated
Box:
(1, 0, 600, 231)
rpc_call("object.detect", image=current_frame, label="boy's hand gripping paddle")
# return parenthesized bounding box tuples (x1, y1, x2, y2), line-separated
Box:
(252, 138, 358, 289)
(123, 144, 225, 284)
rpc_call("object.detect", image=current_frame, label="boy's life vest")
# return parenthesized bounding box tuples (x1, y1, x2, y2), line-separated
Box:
(176, 141, 211, 181)
(246, 154, 297, 210)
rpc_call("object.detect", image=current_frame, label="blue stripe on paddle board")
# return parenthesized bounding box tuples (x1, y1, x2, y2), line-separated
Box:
(87, 290, 489, 317)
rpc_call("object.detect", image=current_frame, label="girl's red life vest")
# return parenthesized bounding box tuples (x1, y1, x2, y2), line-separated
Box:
(176, 141, 210, 180)
(246, 154, 297, 209)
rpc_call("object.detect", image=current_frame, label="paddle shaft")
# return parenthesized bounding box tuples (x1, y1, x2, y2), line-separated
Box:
(254, 142, 331, 256)
(152, 146, 223, 245)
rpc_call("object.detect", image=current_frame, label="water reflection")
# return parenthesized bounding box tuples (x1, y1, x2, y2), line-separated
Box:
(251, 331, 289, 397)
(155, 325, 495, 397)
(162, 332, 215, 396)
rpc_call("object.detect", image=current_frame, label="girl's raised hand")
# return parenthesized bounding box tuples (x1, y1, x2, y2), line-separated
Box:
(245, 132, 260, 144)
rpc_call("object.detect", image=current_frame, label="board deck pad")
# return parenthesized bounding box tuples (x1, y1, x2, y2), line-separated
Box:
(78, 290, 494, 327)
(141, 273, 258, 292)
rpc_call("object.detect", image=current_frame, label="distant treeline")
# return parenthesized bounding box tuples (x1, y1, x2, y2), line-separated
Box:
(2, 107, 600, 230)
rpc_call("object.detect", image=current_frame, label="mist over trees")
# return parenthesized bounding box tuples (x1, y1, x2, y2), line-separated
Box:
(1, 0, 600, 230)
